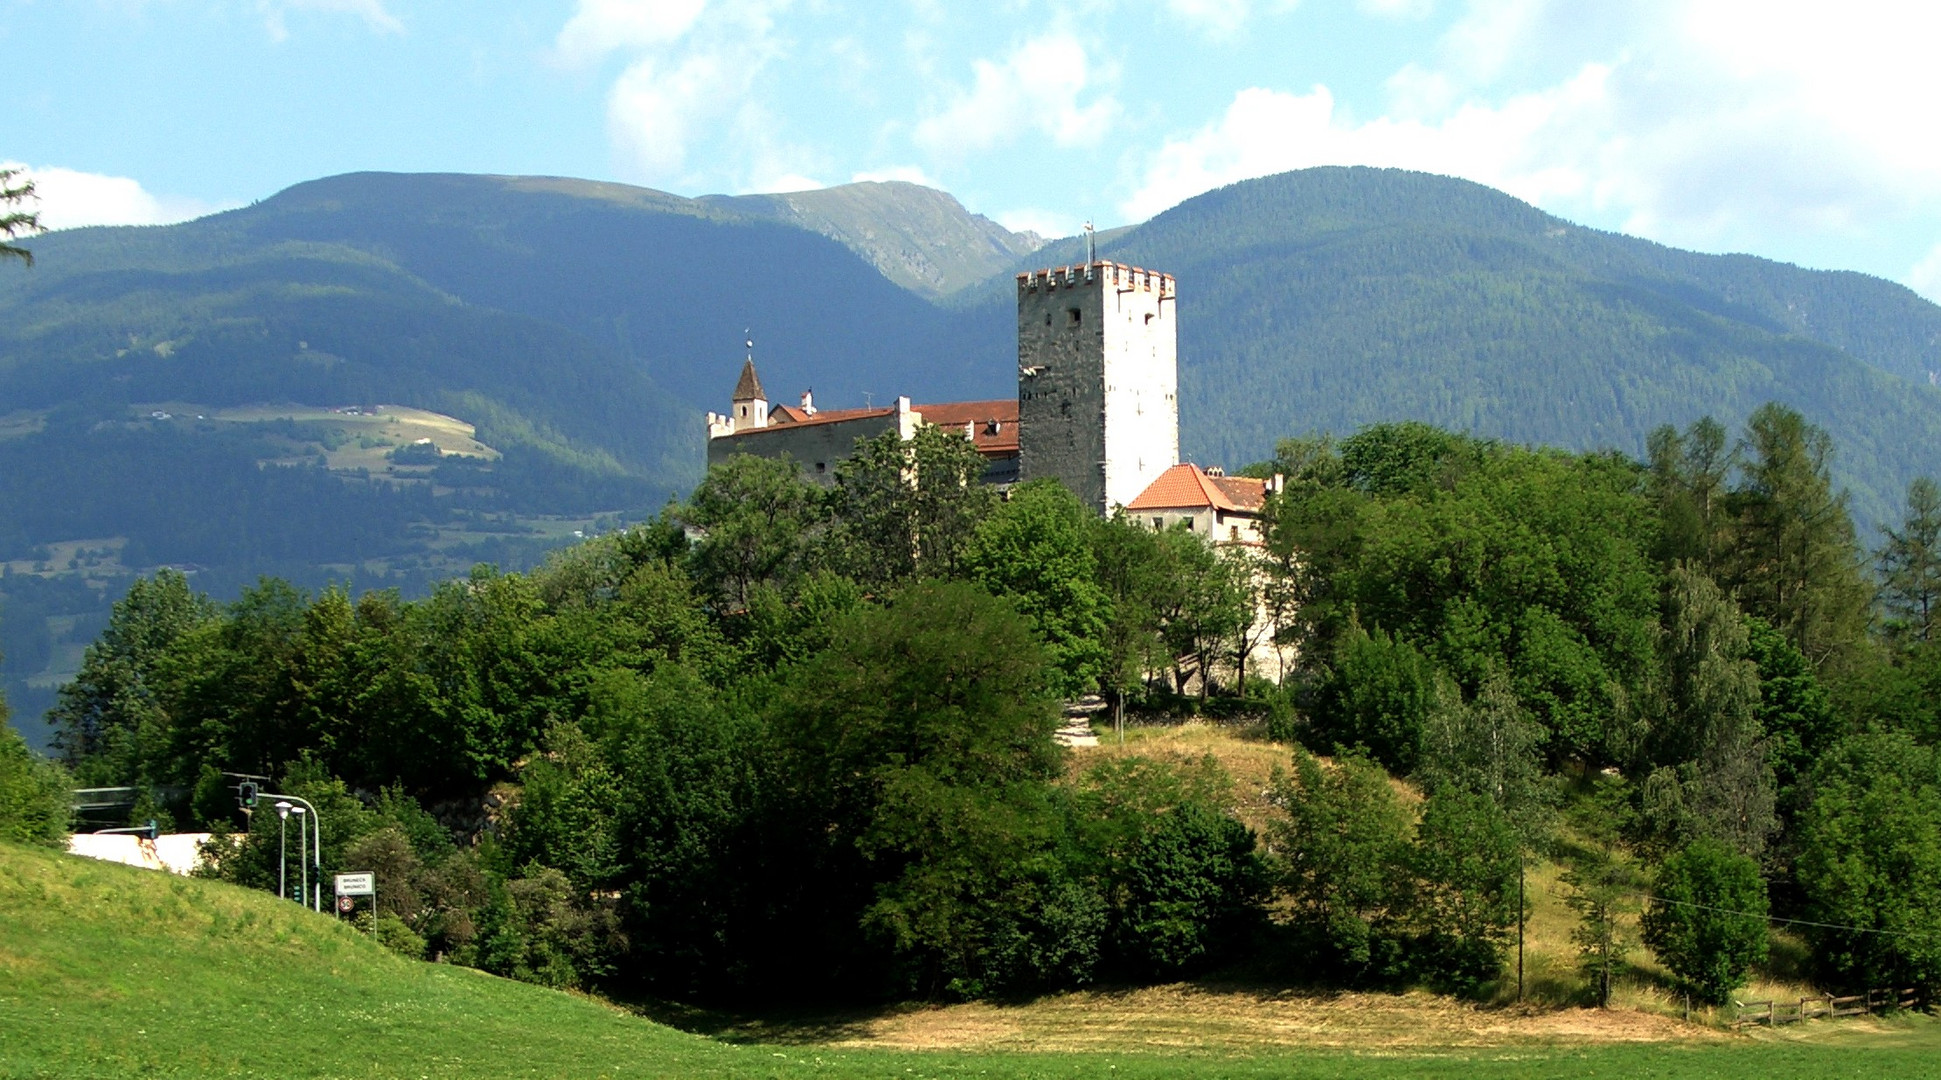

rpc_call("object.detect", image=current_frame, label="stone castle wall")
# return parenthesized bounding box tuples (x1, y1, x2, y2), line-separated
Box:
(1016, 263, 1177, 514)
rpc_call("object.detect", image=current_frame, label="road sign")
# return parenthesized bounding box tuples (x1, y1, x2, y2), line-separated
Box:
(337, 895, 354, 913)
(334, 872, 375, 896)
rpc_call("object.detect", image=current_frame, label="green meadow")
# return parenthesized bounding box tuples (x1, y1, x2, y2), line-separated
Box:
(4, 842, 1938, 1080)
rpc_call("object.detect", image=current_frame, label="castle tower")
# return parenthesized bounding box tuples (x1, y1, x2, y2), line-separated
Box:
(730, 356, 768, 430)
(1016, 262, 1178, 514)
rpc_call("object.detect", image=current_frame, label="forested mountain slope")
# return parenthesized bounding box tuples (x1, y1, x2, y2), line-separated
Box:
(965, 167, 1941, 529)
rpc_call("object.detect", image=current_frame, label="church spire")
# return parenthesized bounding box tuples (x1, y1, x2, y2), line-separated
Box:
(732, 355, 765, 403)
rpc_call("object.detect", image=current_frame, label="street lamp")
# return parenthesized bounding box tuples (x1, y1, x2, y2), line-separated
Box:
(292, 806, 308, 911)
(274, 801, 292, 902)
(256, 791, 323, 911)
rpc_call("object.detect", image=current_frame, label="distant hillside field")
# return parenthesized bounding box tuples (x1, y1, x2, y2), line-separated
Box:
(3, 841, 1936, 1079)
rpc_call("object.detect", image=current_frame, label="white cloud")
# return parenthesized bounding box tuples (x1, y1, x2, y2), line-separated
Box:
(561, 0, 793, 188)
(850, 165, 942, 189)
(1122, 68, 1610, 221)
(1124, 0, 1941, 272)
(750, 172, 825, 194)
(554, 0, 709, 65)
(1910, 243, 1941, 305)
(258, 0, 403, 42)
(1, 164, 230, 231)
(995, 208, 1078, 239)
(1356, 0, 1435, 17)
(913, 36, 1120, 156)
(1162, 0, 1300, 36)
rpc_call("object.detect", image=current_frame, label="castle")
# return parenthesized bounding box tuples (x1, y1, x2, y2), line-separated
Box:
(706, 258, 1293, 683)
(707, 260, 1183, 515)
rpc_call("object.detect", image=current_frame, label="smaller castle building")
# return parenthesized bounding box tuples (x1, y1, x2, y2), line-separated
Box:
(707, 357, 1019, 484)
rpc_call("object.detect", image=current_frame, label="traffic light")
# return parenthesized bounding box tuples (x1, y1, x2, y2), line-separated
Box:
(238, 781, 259, 809)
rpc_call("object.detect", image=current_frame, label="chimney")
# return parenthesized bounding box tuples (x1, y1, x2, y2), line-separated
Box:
(800, 389, 816, 415)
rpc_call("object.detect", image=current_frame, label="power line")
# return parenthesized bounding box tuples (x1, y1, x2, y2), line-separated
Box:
(1635, 890, 1939, 940)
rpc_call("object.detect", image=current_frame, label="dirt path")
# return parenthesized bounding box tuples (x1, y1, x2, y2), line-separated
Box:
(717, 983, 1728, 1053)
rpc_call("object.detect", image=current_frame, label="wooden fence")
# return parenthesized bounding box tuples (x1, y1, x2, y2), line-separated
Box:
(1733, 988, 1919, 1029)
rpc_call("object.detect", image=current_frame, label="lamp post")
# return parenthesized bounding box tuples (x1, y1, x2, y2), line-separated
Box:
(274, 801, 292, 902)
(257, 791, 323, 911)
(292, 806, 308, 911)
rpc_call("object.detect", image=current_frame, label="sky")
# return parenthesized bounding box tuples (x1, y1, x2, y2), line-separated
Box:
(7, 0, 1941, 301)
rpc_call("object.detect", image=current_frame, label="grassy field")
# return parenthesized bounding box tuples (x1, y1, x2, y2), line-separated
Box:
(202, 403, 499, 472)
(6, 841, 1941, 1079)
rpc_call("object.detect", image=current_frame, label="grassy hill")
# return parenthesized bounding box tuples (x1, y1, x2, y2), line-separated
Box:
(5, 840, 1940, 1079)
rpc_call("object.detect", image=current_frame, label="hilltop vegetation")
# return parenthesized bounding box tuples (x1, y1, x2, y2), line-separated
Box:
(17, 405, 1941, 1030)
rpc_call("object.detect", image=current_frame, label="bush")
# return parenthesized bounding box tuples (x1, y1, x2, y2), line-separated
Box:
(372, 913, 429, 960)
(1641, 838, 1768, 1005)
(0, 723, 71, 848)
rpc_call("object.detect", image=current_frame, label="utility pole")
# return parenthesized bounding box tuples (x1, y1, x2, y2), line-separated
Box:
(1517, 860, 1526, 1004)
(294, 806, 308, 910)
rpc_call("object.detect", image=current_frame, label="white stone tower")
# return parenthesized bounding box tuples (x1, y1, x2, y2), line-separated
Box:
(1015, 261, 1179, 514)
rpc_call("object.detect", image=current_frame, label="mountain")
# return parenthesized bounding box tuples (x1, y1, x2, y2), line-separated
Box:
(704, 180, 1045, 297)
(958, 167, 1941, 529)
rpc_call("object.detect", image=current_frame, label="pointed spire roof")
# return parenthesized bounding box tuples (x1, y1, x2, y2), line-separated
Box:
(732, 357, 766, 402)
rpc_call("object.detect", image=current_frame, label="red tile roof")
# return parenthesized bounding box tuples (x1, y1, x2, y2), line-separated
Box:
(1126, 463, 1268, 513)
(912, 399, 1019, 456)
(725, 399, 1021, 458)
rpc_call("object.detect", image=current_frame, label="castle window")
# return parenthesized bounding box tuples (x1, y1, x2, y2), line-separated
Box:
(1045, 313, 1052, 326)
(1152, 517, 1163, 530)
(816, 462, 826, 474)
(1067, 308, 1082, 326)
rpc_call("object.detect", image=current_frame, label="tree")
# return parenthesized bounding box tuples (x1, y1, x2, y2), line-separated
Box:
(1416, 671, 1552, 843)
(1642, 838, 1769, 1005)
(1795, 731, 1941, 992)
(1074, 755, 1265, 978)
(1, 167, 41, 265)
(772, 579, 1075, 997)
(1632, 567, 1774, 860)
(677, 453, 821, 613)
(1563, 844, 1638, 1007)
(1879, 476, 1941, 643)
(825, 426, 996, 586)
(1089, 513, 1169, 726)
(1269, 750, 1414, 979)
(1728, 403, 1871, 675)
(1410, 787, 1521, 993)
(965, 480, 1107, 697)
(1646, 417, 1733, 573)
(0, 719, 71, 847)
(47, 570, 218, 785)
(1313, 622, 1446, 773)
